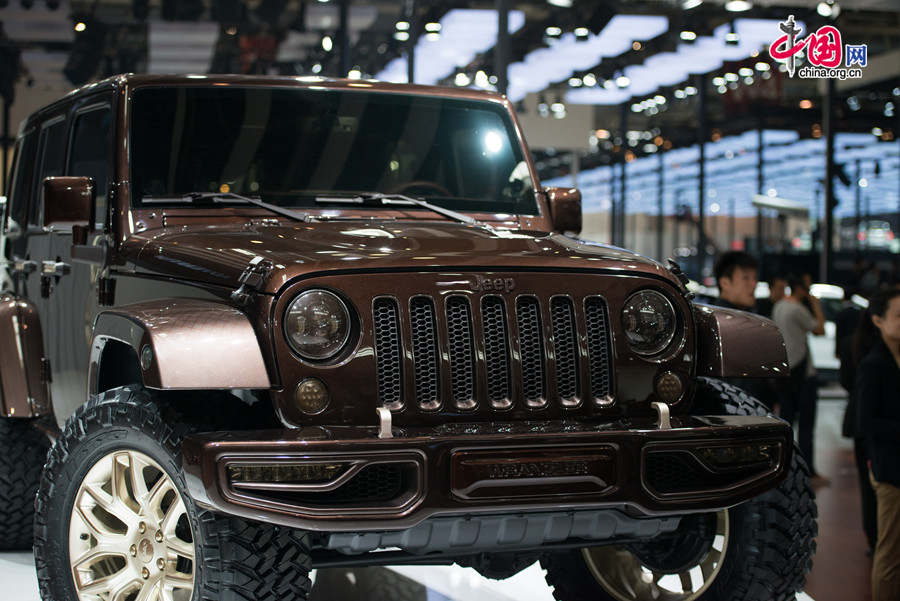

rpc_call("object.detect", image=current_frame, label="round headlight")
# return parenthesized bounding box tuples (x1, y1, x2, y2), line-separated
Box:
(284, 290, 351, 360)
(621, 290, 677, 356)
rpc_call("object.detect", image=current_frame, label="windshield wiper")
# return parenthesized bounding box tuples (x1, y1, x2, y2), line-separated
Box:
(314, 192, 493, 230)
(143, 191, 309, 222)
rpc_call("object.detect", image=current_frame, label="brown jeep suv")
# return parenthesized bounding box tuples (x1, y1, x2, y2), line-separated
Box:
(0, 74, 815, 601)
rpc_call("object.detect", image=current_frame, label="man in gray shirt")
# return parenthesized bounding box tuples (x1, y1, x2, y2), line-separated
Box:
(773, 275, 826, 479)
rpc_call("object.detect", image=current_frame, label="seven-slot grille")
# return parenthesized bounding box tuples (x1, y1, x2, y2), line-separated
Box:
(373, 294, 614, 412)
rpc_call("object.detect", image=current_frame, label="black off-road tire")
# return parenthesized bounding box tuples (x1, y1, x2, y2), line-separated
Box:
(34, 385, 313, 601)
(541, 377, 817, 601)
(0, 418, 49, 550)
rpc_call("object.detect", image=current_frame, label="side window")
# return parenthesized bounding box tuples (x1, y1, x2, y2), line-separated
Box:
(30, 119, 67, 227)
(69, 106, 111, 229)
(7, 131, 37, 233)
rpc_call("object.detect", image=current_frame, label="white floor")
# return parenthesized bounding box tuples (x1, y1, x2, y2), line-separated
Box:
(0, 551, 815, 601)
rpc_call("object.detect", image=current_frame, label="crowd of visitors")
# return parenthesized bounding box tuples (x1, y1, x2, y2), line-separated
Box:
(709, 250, 900, 600)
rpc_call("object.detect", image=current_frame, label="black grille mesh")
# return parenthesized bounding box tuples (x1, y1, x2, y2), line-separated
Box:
(551, 297, 579, 402)
(373, 298, 402, 409)
(257, 464, 406, 506)
(585, 297, 613, 400)
(446, 297, 476, 409)
(482, 296, 511, 404)
(645, 452, 764, 494)
(410, 297, 440, 410)
(516, 297, 545, 405)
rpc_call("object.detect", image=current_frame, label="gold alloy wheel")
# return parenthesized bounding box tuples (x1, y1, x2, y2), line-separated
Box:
(582, 510, 729, 601)
(68, 450, 195, 601)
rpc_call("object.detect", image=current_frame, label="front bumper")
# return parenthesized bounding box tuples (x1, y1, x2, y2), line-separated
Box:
(182, 415, 792, 532)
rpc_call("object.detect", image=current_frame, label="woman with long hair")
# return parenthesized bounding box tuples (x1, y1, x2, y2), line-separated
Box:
(854, 287, 900, 600)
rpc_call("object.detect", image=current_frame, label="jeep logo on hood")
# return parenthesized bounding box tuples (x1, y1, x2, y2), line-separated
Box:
(471, 275, 516, 293)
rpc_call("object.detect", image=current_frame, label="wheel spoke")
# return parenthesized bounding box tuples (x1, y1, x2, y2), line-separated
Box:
(167, 537, 195, 561)
(71, 543, 126, 571)
(146, 477, 175, 521)
(82, 483, 138, 530)
(127, 452, 153, 509)
(134, 578, 162, 601)
(164, 566, 194, 589)
(160, 498, 185, 538)
(77, 566, 139, 597)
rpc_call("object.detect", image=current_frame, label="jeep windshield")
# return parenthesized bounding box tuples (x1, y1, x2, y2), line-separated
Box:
(130, 86, 538, 215)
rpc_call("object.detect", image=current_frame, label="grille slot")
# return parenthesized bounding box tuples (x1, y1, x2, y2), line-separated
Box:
(645, 451, 769, 495)
(410, 297, 441, 411)
(446, 297, 476, 410)
(516, 297, 546, 408)
(482, 296, 512, 409)
(373, 298, 403, 411)
(550, 297, 580, 406)
(585, 297, 613, 403)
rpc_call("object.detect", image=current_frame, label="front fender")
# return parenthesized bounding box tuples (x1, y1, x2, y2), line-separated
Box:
(692, 303, 789, 379)
(89, 299, 272, 393)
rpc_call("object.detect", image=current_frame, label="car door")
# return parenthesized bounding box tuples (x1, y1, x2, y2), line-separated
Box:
(46, 97, 113, 421)
(0, 120, 52, 418)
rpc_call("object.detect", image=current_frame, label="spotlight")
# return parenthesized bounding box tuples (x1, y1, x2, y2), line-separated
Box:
(348, 68, 362, 79)
(547, 0, 573, 6)
(725, 0, 752, 11)
(574, 27, 589, 41)
(568, 77, 582, 87)
(321, 35, 333, 52)
(755, 61, 770, 71)
(454, 72, 471, 86)
(725, 22, 739, 45)
(74, 21, 87, 32)
(544, 26, 562, 42)
(538, 94, 550, 117)
(395, 21, 410, 31)
(615, 74, 630, 88)
(582, 73, 597, 87)
(394, 31, 410, 42)
(474, 70, 489, 87)
(817, 0, 840, 18)
(682, 0, 702, 8)
(680, 31, 697, 42)
(424, 22, 441, 33)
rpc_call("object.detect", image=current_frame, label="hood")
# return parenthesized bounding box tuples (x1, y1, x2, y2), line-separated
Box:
(129, 220, 676, 294)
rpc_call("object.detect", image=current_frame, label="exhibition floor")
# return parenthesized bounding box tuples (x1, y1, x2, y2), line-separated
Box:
(3, 391, 864, 601)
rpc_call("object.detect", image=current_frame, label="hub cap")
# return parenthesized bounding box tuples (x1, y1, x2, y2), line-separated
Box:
(68, 450, 195, 601)
(582, 510, 729, 601)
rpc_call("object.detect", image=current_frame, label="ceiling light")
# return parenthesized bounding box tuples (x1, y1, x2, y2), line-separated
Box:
(713, 76, 725, 86)
(743, 76, 754, 84)
(425, 32, 440, 41)
(631, 103, 642, 113)
(684, 86, 697, 95)
(739, 67, 753, 77)
(321, 35, 333, 51)
(725, 32, 739, 45)
(545, 26, 562, 37)
(817, 1, 840, 18)
(725, 0, 753, 11)
(547, 0, 573, 6)
(348, 69, 362, 79)
(682, 0, 703, 8)
(603, 79, 615, 90)
(569, 77, 582, 87)
(582, 73, 597, 87)
(799, 99, 813, 109)
(674, 89, 686, 99)
(871, 127, 883, 136)
(616, 74, 631, 88)
(718, 85, 728, 94)
(680, 31, 697, 41)
(393, 31, 409, 41)
(74, 20, 87, 32)
(574, 27, 590, 39)
(424, 22, 441, 32)
(395, 21, 410, 31)
(654, 94, 665, 104)
(474, 70, 489, 87)
(724, 72, 738, 82)
(455, 72, 471, 86)
(755, 61, 770, 71)
(311, 63, 322, 74)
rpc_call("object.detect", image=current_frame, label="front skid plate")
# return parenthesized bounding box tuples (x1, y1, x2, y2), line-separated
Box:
(181, 414, 792, 532)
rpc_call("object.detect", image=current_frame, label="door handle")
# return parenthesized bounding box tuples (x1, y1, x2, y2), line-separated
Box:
(41, 260, 71, 277)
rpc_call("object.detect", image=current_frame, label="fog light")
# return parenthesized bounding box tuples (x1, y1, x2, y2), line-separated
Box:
(295, 378, 330, 414)
(655, 371, 683, 402)
(228, 463, 345, 484)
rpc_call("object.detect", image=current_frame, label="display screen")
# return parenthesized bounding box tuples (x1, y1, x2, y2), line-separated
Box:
(130, 86, 537, 215)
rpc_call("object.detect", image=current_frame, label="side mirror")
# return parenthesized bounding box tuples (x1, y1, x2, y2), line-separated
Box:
(544, 186, 582, 235)
(43, 177, 94, 231)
